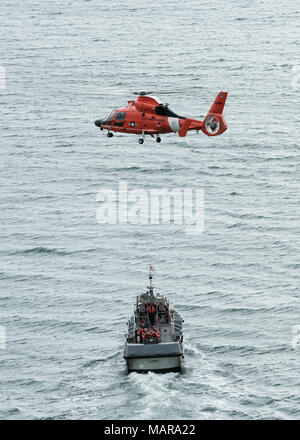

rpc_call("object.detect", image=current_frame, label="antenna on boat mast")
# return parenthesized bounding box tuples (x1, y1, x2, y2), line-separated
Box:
(148, 264, 155, 291)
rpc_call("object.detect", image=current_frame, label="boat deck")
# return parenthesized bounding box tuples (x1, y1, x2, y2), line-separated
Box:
(159, 324, 173, 343)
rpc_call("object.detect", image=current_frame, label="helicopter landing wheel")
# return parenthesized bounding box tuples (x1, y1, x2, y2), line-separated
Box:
(156, 136, 161, 143)
(107, 132, 113, 138)
(138, 138, 144, 144)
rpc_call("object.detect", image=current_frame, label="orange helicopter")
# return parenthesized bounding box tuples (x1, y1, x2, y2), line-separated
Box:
(95, 91, 228, 144)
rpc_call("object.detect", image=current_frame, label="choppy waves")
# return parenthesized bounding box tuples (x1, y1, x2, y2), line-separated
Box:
(1, 0, 299, 421)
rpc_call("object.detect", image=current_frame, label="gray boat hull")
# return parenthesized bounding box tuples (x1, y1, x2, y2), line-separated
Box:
(126, 355, 182, 373)
(124, 342, 183, 373)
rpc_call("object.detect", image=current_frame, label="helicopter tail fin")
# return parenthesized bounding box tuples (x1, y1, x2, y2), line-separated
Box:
(202, 91, 228, 136)
(208, 91, 228, 114)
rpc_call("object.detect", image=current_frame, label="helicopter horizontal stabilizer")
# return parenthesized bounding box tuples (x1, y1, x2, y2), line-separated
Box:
(178, 118, 192, 137)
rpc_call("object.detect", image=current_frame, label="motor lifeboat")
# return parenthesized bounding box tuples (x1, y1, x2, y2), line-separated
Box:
(124, 266, 184, 373)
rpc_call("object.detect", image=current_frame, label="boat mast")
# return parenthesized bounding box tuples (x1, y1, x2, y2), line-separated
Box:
(148, 264, 154, 291)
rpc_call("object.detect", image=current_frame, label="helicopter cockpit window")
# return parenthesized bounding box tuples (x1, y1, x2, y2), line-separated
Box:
(104, 111, 116, 124)
(113, 112, 126, 127)
(115, 112, 125, 120)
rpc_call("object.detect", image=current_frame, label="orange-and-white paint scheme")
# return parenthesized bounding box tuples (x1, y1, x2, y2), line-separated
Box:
(95, 92, 228, 144)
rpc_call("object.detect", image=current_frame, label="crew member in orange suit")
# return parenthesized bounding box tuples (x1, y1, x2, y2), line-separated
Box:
(139, 323, 147, 343)
(148, 303, 156, 325)
(149, 325, 160, 339)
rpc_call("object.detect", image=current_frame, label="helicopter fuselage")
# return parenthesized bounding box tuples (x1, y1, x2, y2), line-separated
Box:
(95, 93, 228, 143)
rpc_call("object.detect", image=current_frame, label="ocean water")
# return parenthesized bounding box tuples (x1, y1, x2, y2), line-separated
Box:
(0, 0, 299, 420)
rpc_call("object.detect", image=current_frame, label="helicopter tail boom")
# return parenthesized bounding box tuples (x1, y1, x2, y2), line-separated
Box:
(178, 91, 228, 137)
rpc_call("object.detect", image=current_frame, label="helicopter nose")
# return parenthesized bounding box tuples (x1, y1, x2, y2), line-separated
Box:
(95, 119, 102, 127)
